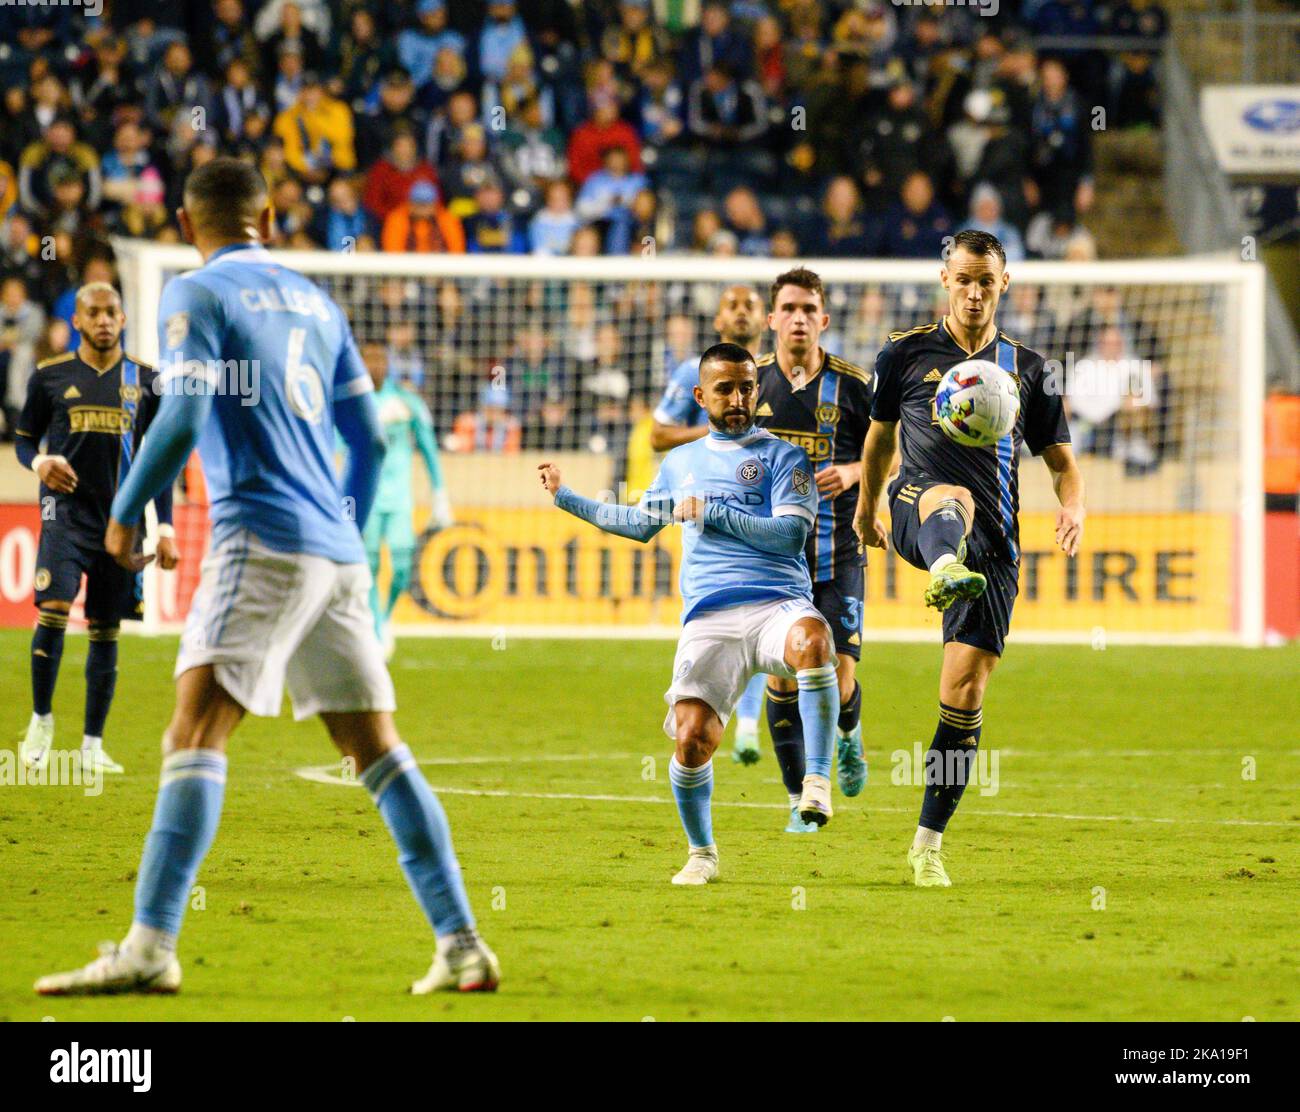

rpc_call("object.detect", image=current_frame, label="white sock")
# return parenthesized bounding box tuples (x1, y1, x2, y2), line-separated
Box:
(928, 553, 958, 575)
(913, 827, 942, 852)
(436, 927, 481, 956)
(123, 922, 176, 960)
(32, 712, 52, 726)
(82, 735, 102, 752)
(788, 792, 801, 808)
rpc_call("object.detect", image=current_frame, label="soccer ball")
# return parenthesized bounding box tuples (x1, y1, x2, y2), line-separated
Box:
(934, 359, 1020, 448)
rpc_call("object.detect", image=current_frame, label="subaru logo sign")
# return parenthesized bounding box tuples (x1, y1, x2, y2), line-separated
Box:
(1241, 99, 1300, 134)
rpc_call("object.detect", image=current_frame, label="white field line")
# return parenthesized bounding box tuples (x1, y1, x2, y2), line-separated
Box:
(293, 757, 1299, 828)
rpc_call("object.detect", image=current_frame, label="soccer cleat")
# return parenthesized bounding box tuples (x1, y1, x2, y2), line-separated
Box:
(797, 774, 833, 827)
(908, 846, 953, 888)
(923, 563, 987, 612)
(835, 723, 867, 797)
(35, 941, 181, 996)
(82, 746, 124, 775)
(411, 938, 501, 994)
(731, 718, 761, 765)
(20, 713, 53, 771)
(671, 846, 719, 885)
(784, 806, 819, 834)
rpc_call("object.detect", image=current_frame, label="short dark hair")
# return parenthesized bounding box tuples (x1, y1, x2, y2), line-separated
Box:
(949, 228, 1007, 268)
(699, 341, 756, 376)
(183, 157, 268, 238)
(769, 266, 825, 310)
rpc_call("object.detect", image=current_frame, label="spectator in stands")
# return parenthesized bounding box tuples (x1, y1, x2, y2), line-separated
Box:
(100, 121, 158, 209)
(482, 42, 549, 128)
(568, 92, 642, 186)
(273, 72, 356, 184)
(811, 176, 878, 258)
(73, 34, 137, 123)
(0, 274, 44, 440)
(0, 213, 45, 296)
(687, 209, 723, 254)
(426, 90, 480, 172)
(364, 126, 438, 223)
(500, 93, 568, 211)
(576, 146, 649, 256)
(722, 187, 770, 256)
(754, 14, 787, 101)
(686, 61, 768, 148)
(579, 365, 633, 475)
(966, 183, 1026, 263)
(680, 1, 753, 87)
(463, 178, 528, 254)
(358, 70, 430, 170)
(479, 2, 529, 83)
(381, 179, 466, 254)
(311, 176, 377, 251)
(522, 391, 579, 453)
(529, 179, 580, 256)
(337, 9, 392, 110)
(207, 0, 262, 85)
(145, 41, 212, 132)
(634, 58, 684, 147)
(271, 42, 309, 115)
(1030, 58, 1094, 217)
(601, 0, 670, 83)
(449, 384, 522, 453)
(440, 124, 503, 218)
(213, 58, 272, 151)
(1026, 204, 1081, 260)
(507, 322, 566, 417)
(259, 0, 328, 78)
(398, 0, 466, 94)
(18, 118, 101, 220)
(879, 171, 953, 258)
(857, 77, 940, 211)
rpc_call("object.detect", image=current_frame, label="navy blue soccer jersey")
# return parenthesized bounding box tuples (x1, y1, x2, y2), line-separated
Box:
(16, 350, 165, 542)
(871, 316, 1070, 560)
(753, 350, 874, 582)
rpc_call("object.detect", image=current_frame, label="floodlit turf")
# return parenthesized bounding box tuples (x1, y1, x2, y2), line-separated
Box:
(1, 630, 1296, 1021)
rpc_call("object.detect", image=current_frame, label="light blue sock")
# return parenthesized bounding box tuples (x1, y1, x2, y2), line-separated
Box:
(133, 748, 227, 937)
(736, 672, 766, 722)
(797, 665, 839, 779)
(669, 756, 714, 848)
(363, 744, 475, 935)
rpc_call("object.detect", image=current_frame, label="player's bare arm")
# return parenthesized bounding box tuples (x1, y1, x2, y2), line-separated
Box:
(650, 420, 709, 452)
(854, 419, 895, 549)
(104, 517, 155, 573)
(1041, 442, 1085, 557)
(35, 455, 78, 493)
(814, 462, 860, 498)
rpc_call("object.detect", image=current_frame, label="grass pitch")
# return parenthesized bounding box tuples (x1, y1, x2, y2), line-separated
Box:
(1, 631, 1296, 1021)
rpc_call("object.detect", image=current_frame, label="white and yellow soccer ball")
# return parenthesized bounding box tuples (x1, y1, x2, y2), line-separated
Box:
(933, 359, 1020, 448)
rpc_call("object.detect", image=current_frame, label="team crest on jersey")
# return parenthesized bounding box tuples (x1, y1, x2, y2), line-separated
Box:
(675, 658, 693, 680)
(815, 404, 840, 426)
(736, 459, 763, 485)
(792, 468, 811, 496)
(34, 569, 51, 591)
(120, 384, 142, 403)
(165, 311, 189, 350)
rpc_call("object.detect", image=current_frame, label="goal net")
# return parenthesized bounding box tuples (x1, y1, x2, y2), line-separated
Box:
(112, 244, 1266, 646)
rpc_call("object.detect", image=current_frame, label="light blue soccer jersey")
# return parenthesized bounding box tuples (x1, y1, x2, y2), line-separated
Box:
(156, 244, 372, 563)
(641, 428, 818, 622)
(652, 355, 707, 427)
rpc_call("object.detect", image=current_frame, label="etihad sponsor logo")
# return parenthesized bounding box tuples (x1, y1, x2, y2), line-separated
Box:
(69, 406, 132, 435)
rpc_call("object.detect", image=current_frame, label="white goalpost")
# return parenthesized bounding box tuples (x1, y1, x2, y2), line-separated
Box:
(112, 242, 1267, 647)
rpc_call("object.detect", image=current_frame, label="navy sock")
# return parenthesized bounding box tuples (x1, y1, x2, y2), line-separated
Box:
(918, 500, 968, 570)
(837, 680, 861, 734)
(766, 685, 804, 796)
(84, 624, 119, 738)
(31, 610, 67, 715)
(918, 703, 983, 834)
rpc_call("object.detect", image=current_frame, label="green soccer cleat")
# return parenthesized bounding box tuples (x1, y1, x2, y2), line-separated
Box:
(784, 806, 819, 834)
(923, 563, 987, 612)
(731, 718, 761, 765)
(907, 845, 952, 888)
(836, 723, 867, 797)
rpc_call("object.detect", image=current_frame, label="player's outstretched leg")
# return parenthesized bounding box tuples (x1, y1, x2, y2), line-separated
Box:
(730, 672, 765, 765)
(22, 604, 68, 771)
(765, 682, 816, 832)
(908, 643, 997, 888)
(917, 487, 986, 612)
(329, 712, 498, 993)
(81, 622, 124, 774)
(787, 619, 839, 827)
(35, 666, 241, 995)
(669, 699, 721, 885)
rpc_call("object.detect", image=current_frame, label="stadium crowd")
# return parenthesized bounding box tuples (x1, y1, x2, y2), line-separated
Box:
(0, 0, 1169, 475)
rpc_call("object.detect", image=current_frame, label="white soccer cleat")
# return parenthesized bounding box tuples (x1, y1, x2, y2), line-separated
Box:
(34, 941, 181, 996)
(411, 937, 501, 994)
(20, 713, 53, 771)
(82, 745, 124, 775)
(671, 846, 719, 886)
(908, 845, 953, 888)
(798, 774, 833, 827)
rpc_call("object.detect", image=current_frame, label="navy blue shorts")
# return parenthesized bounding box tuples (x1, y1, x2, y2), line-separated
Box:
(34, 525, 144, 623)
(813, 561, 864, 660)
(888, 475, 1017, 657)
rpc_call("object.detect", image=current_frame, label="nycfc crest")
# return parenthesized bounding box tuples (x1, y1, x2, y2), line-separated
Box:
(736, 459, 763, 484)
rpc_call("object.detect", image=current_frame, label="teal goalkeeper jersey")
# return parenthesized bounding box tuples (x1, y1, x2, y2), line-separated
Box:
(373, 379, 444, 514)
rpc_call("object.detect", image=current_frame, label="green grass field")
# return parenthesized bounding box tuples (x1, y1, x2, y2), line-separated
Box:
(1, 630, 1297, 1021)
